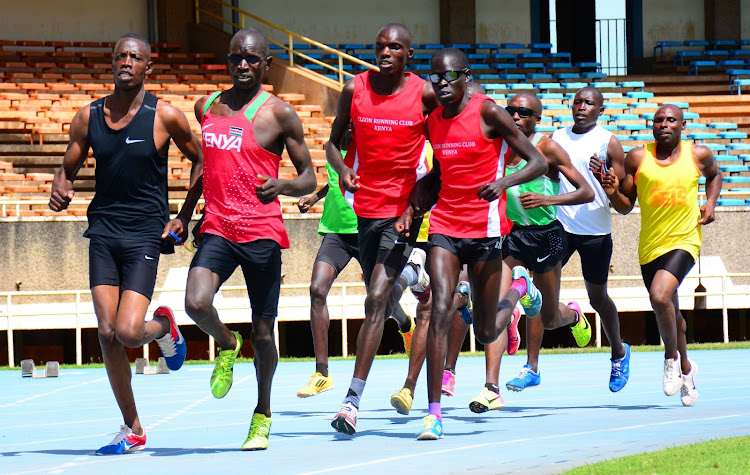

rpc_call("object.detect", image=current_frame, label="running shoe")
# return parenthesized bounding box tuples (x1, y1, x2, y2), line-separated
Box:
(457, 280, 473, 324)
(407, 248, 430, 295)
(506, 303, 522, 356)
(399, 312, 416, 357)
(567, 301, 592, 347)
(417, 415, 444, 440)
(154, 306, 186, 371)
(609, 342, 630, 392)
(331, 402, 358, 435)
(210, 331, 243, 399)
(512, 266, 542, 318)
(297, 372, 334, 398)
(390, 387, 413, 415)
(506, 364, 541, 392)
(242, 413, 272, 450)
(663, 353, 682, 396)
(95, 425, 146, 455)
(469, 387, 505, 413)
(441, 370, 456, 396)
(680, 359, 699, 407)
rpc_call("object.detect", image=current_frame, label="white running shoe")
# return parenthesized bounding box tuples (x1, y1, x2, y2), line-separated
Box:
(663, 353, 683, 397)
(407, 248, 430, 294)
(680, 359, 699, 406)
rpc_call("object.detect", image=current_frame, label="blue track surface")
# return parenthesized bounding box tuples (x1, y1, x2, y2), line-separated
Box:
(3, 349, 750, 474)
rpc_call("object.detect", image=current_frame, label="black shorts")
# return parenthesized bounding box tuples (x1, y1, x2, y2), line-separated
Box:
(641, 249, 695, 291)
(88, 235, 161, 300)
(562, 231, 613, 285)
(428, 234, 503, 263)
(315, 233, 360, 275)
(357, 216, 422, 286)
(190, 234, 282, 319)
(502, 221, 566, 273)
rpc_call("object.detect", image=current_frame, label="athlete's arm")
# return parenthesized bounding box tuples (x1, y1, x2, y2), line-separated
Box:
(421, 81, 440, 115)
(604, 146, 641, 215)
(256, 100, 316, 203)
(589, 135, 626, 185)
(520, 138, 594, 209)
(478, 101, 548, 201)
(694, 144, 722, 225)
(326, 80, 359, 192)
(49, 105, 91, 211)
(297, 185, 329, 213)
(396, 159, 442, 238)
(159, 102, 204, 243)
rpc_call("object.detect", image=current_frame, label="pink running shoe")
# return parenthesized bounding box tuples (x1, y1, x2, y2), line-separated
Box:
(507, 304, 522, 356)
(441, 370, 455, 396)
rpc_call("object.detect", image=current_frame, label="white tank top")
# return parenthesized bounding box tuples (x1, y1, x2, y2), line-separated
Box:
(551, 125, 613, 236)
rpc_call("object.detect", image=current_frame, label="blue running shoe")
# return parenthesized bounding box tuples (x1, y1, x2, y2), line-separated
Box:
(417, 415, 444, 440)
(456, 281, 473, 324)
(609, 342, 630, 392)
(506, 364, 541, 392)
(154, 306, 186, 371)
(95, 425, 146, 455)
(511, 266, 542, 318)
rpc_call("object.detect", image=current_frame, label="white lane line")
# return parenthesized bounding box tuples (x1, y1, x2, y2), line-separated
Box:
(0, 378, 107, 408)
(297, 414, 744, 475)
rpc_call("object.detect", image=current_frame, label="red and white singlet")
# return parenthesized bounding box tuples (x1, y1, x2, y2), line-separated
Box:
(346, 70, 428, 218)
(200, 90, 290, 248)
(427, 93, 512, 238)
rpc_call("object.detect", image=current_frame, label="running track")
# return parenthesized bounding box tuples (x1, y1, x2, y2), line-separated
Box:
(3, 349, 750, 474)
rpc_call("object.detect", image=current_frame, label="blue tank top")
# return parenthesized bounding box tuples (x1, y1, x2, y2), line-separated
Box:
(85, 92, 169, 242)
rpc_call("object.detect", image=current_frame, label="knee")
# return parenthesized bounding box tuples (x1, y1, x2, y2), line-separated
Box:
(185, 293, 212, 321)
(309, 282, 328, 306)
(251, 325, 275, 349)
(473, 326, 497, 345)
(649, 291, 672, 313)
(114, 326, 142, 348)
(97, 325, 116, 347)
(588, 293, 609, 312)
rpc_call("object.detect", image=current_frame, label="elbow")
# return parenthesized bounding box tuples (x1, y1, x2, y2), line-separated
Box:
(582, 189, 595, 203)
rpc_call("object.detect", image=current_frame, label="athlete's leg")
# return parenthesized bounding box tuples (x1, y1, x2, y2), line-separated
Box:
(309, 261, 339, 376)
(482, 258, 513, 387)
(648, 269, 685, 364)
(251, 315, 278, 417)
(535, 263, 577, 330)
(184, 267, 233, 348)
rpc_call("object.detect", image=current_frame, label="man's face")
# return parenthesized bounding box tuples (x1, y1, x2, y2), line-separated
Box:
(112, 39, 152, 89)
(652, 107, 685, 145)
(571, 90, 603, 128)
(374, 27, 412, 75)
(228, 33, 271, 90)
(430, 55, 468, 107)
(506, 95, 541, 137)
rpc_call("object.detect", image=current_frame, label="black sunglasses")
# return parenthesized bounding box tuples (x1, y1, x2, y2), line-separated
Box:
(429, 69, 469, 84)
(228, 54, 264, 65)
(505, 106, 538, 118)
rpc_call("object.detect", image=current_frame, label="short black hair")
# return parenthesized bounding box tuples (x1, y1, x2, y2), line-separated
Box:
(117, 33, 151, 56)
(576, 86, 604, 107)
(431, 47, 469, 70)
(231, 27, 270, 57)
(377, 23, 413, 49)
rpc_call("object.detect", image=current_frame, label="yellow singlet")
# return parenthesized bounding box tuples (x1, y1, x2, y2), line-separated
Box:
(635, 140, 702, 265)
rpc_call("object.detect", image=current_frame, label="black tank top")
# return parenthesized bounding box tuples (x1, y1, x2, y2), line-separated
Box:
(84, 92, 169, 242)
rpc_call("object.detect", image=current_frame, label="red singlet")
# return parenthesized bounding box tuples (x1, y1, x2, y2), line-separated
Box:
(427, 94, 512, 238)
(345, 71, 428, 218)
(200, 90, 290, 248)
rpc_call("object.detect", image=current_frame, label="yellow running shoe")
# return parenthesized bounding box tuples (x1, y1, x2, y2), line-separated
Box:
(399, 313, 416, 357)
(390, 387, 413, 415)
(469, 387, 505, 413)
(242, 413, 271, 450)
(568, 302, 592, 347)
(297, 372, 334, 398)
(210, 331, 242, 399)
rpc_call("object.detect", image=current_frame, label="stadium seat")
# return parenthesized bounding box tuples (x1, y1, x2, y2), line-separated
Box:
(653, 40, 682, 57)
(688, 60, 717, 75)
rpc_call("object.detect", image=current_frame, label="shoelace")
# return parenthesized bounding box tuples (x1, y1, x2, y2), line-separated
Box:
(423, 415, 438, 429)
(664, 359, 679, 383)
(518, 367, 532, 377)
(248, 418, 269, 438)
(156, 333, 176, 357)
(214, 353, 236, 379)
(611, 361, 622, 378)
(105, 425, 131, 445)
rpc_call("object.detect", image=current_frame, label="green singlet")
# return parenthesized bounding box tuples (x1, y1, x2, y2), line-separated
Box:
(318, 158, 358, 235)
(505, 133, 560, 226)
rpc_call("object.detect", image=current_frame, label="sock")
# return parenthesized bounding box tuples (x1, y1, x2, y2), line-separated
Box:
(401, 264, 419, 287)
(485, 383, 500, 394)
(510, 279, 527, 297)
(445, 368, 455, 375)
(404, 379, 416, 395)
(428, 402, 442, 421)
(390, 305, 412, 333)
(569, 308, 580, 327)
(316, 363, 328, 378)
(343, 377, 366, 408)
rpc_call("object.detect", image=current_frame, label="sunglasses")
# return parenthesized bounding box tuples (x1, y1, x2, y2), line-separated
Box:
(505, 106, 538, 118)
(228, 54, 264, 66)
(429, 69, 469, 84)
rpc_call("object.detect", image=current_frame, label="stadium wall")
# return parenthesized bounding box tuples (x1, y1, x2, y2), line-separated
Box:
(0, 0, 149, 42)
(642, 0, 704, 57)
(1, 210, 748, 294)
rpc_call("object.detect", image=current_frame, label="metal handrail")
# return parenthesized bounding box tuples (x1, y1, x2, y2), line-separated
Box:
(194, 0, 378, 87)
(3, 273, 749, 367)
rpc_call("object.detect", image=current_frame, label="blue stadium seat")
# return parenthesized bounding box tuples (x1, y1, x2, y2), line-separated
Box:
(554, 72, 580, 80)
(483, 83, 508, 91)
(674, 50, 701, 66)
(727, 143, 750, 151)
(526, 73, 553, 80)
(623, 145, 635, 152)
(717, 198, 746, 206)
(732, 78, 750, 94)
(500, 42, 526, 49)
(536, 82, 563, 91)
(684, 40, 710, 47)
(611, 113, 640, 123)
(711, 40, 737, 49)
(688, 132, 719, 142)
(508, 83, 534, 90)
(703, 143, 727, 152)
(489, 53, 516, 61)
(538, 92, 565, 100)
(591, 81, 617, 88)
(684, 122, 708, 129)
(562, 81, 588, 89)
(537, 125, 558, 132)
(626, 91, 655, 101)
(497, 73, 526, 80)
(662, 101, 690, 110)
(653, 40, 682, 56)
(527, 42, 553, 52)
(542, 103, 568, 110)
(467, 53, 488, 60)
(688, 60, 717, 75)
(683, 111, 700, 119)
(581, 72, 608, 79)
(448, 43, 472, 50)
(518, 52, 544, 59)
(619, 124, 648, 131)
(618, 81, 645, 90)
(711, 122, 739, 130)
(630, 102, 660, 109)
